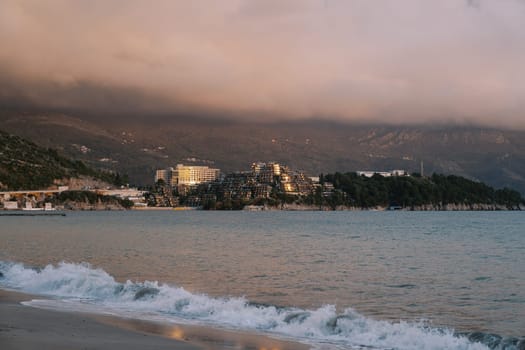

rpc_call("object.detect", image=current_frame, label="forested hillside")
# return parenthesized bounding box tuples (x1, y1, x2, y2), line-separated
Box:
(0, 130, 125, 190)
(323, 172, 524, 209)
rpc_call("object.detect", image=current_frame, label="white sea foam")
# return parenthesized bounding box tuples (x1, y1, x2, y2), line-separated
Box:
(0, 261, 496, 350)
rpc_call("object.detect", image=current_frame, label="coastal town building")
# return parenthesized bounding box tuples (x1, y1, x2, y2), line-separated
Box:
(3, 201, 18, 209)
(218, 172, 255, 201)
(154, 164, 220, 187)
(251, 162, 281, 183)
(154, 168, 172, 184)
(149, 162, 433, 209)
(356, 170, 408, 178)
(172, 164, 220, 186)
(95, 188, 147, 207)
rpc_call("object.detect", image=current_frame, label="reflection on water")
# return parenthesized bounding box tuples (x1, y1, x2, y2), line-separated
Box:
(167, 326, 185, 341)
(0, 210, 524, 337)
(97, 315, 306, 350)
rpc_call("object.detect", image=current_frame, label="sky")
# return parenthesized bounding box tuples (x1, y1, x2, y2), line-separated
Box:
(1, 0, 525, 127)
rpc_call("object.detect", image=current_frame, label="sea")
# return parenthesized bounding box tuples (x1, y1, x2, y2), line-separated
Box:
(0, 211, 524, 350)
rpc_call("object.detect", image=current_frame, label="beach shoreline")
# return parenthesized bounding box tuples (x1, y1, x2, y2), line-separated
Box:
(0, 289, 309, 350)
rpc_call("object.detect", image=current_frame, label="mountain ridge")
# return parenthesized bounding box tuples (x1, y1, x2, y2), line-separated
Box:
(1, 111, 524, 194)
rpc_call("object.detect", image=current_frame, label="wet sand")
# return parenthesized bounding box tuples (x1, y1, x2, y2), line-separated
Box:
(0, 290, 309, 350)
(0, 290, 201, 350)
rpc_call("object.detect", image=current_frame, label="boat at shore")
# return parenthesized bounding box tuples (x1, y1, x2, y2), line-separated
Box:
(18, 202, 56, 211)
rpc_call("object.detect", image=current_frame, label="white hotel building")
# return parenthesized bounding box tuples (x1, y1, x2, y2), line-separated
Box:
(155, 164, 220, 186)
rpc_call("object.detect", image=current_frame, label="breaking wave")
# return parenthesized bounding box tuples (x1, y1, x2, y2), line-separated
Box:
(1, 261, 523, 350)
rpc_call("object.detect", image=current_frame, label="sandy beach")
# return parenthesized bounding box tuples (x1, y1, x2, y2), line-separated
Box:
(0, 289, 201, 350)
(0, 289, 308, 350)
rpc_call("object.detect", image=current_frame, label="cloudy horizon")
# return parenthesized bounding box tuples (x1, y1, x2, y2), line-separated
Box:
(1, 0, 525, 128)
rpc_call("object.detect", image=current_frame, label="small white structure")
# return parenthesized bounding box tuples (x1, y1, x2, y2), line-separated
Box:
(357, 170, 408, 178)
(309, 176, 320, 184)
(96, 188, 147, 206)
(23, 202, 43, 211)
(44, 203, 56, 211)
(3, 201, 18, 210)
(391, 169, 408, 176)
(357, 171, 391, 178)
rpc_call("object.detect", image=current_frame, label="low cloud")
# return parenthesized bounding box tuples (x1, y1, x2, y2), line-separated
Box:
(1, 0, 525, 127)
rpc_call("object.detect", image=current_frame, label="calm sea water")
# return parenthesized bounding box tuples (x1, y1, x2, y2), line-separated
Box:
(1, 211, 524, 349)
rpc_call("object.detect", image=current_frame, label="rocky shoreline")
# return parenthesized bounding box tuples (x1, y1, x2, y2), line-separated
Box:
(250, 203, 522, 211)
(4, 202, 521, 211)
(59, 200, 129, 210)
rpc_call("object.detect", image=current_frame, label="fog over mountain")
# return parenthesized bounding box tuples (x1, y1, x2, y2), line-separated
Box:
(1, 0, 525, 128)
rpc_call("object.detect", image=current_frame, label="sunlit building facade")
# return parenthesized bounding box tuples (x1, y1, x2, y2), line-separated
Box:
(171, 164, 220, 186)
(251, 162, 281, 183)
(155, 165, 220, 187)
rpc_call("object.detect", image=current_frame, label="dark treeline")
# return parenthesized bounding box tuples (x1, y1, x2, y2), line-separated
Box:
(323, 172, 524, 209)
(57, 191, 134, 209)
